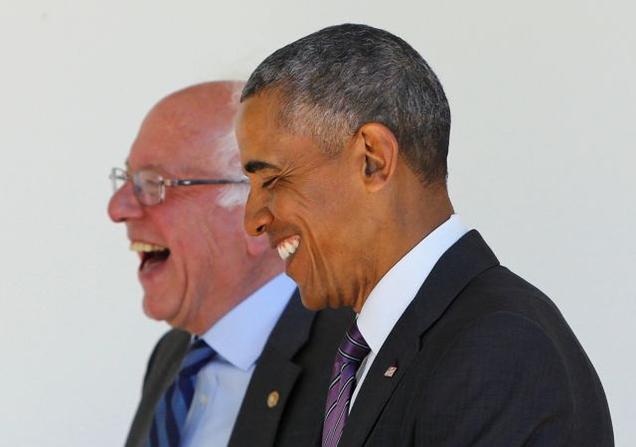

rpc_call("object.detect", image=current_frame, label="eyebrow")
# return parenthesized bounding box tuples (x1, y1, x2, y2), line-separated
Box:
(124, 160, 222, 179)
(125, 161, 165, 174)
(243, 160, 281, 174)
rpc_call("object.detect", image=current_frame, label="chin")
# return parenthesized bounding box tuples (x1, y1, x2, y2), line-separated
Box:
(298, 292, 322, 311)
(298, 287, 331, 311)
(142, 294, 174, 322)
(142, 300, 163, 321)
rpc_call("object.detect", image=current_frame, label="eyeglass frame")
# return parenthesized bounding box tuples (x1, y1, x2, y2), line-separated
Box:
(109, 167, 249, 206)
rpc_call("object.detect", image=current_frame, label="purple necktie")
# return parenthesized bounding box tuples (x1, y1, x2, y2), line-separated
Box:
(322, 321, 371, 447)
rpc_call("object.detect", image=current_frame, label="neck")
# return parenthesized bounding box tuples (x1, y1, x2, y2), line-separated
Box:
(189, 257, 284, 335)
(350, 182, 453, 313)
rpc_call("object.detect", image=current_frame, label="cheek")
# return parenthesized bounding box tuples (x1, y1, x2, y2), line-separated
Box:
(199, 211, 246, 266)
(166, 216, 215, 272)
(273, 176, 350, 221)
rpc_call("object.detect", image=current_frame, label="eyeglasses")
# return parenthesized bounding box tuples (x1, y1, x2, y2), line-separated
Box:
(109, 167, 248, 206)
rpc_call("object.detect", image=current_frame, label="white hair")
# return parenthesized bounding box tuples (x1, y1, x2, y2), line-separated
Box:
(214, 123, 249, 209)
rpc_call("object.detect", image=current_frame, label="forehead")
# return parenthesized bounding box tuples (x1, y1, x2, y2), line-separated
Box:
(128, 103, 236, 175)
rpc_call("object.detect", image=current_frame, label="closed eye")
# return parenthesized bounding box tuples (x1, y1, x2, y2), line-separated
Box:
(262, 176, 279, 189)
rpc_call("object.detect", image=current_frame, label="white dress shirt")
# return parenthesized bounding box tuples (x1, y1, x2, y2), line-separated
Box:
(351, 215, 469, 407)
(181, 273, 296, 447)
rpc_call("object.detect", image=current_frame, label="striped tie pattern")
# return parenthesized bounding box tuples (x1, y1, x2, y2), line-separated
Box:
(148, 338, 216, 447)
(322, 322, 371, 447)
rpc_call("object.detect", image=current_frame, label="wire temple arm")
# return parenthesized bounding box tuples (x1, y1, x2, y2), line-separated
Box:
(167, 178, 249, 186)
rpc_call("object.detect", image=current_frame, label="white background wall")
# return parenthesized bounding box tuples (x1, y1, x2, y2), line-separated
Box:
(1, 0, 634, 445)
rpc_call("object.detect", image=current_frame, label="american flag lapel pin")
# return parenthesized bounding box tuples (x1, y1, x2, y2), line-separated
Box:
(384, 365, 398, 378)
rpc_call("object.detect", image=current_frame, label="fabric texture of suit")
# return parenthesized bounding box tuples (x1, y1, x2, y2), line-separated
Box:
(338, 230, 613, 446)
(125, 290, 353, 447)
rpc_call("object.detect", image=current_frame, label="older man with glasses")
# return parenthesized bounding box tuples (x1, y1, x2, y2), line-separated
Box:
(108, 81, 352, 447)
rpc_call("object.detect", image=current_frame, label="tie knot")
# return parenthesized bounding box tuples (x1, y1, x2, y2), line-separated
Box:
(338, 321, 370, 364)
(179, 338, 216, 378)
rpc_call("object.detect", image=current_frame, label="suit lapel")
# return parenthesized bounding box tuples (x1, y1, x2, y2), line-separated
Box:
(144, 331, 190, 400)
(339, 303, 420, 447)
(340, 230, 499, 446)
(127, 330, 190, 447)
(228, 290, 316, 447)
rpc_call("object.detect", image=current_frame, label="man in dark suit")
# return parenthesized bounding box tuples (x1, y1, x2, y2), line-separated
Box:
(108, 81, 352, 447)
(236, 24, 614, 446)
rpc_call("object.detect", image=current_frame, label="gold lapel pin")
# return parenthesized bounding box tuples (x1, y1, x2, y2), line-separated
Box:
(267, 390, 280, 408)
(384, 366, 398, 377)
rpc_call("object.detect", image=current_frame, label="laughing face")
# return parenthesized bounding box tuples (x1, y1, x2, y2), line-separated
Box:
(108, 84, 261, 334)
(237, 91, 383, 311)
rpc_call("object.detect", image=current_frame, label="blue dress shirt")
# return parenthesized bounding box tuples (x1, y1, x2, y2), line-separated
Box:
(181, 274, 296, 447)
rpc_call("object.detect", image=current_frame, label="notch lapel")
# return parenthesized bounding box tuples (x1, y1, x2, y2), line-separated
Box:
(228, 290, 316, 447)
(338, 305, 420, 447)
(339, 231, 499, 446)
(127, 330, 191, 447)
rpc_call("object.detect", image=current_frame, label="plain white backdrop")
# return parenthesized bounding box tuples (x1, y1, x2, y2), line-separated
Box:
(1, 0, 634, 445)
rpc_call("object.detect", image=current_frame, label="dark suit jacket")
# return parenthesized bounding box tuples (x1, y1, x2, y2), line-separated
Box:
(338, 230, 613, 446)
(125, 290, 353, 447)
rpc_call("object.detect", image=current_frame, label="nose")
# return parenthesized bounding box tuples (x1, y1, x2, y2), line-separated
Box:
(244, 189, 274, 237)
(108, 181, 143, 223)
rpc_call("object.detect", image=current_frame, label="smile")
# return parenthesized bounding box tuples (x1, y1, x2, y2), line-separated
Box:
(130, 241, 171, 271)
(276, 236, 300, 261)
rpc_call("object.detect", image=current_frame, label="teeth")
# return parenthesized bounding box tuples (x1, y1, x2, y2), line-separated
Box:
(276, 237, 299, 260)
(130, 241, 168, 253)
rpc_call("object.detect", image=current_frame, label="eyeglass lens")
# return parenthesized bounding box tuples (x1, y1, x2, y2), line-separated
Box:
(134, 170, 164, 206)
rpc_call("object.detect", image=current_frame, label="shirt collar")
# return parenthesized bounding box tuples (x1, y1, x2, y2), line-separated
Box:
(199, 273, 296, 371)
(357, 214, 470, 355)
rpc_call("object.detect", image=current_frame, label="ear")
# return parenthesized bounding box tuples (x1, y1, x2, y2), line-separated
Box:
(356, 123, 399, 193)
(245, 231, 270, 257)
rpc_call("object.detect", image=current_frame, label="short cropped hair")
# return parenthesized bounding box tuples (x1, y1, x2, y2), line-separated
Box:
(242, 23, 451, 184)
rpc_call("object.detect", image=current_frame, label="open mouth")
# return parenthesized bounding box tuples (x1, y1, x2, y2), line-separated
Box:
(130, 241, 171, 272)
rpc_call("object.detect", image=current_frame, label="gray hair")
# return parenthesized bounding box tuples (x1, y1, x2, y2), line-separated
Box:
(242, 23, 451, 184)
